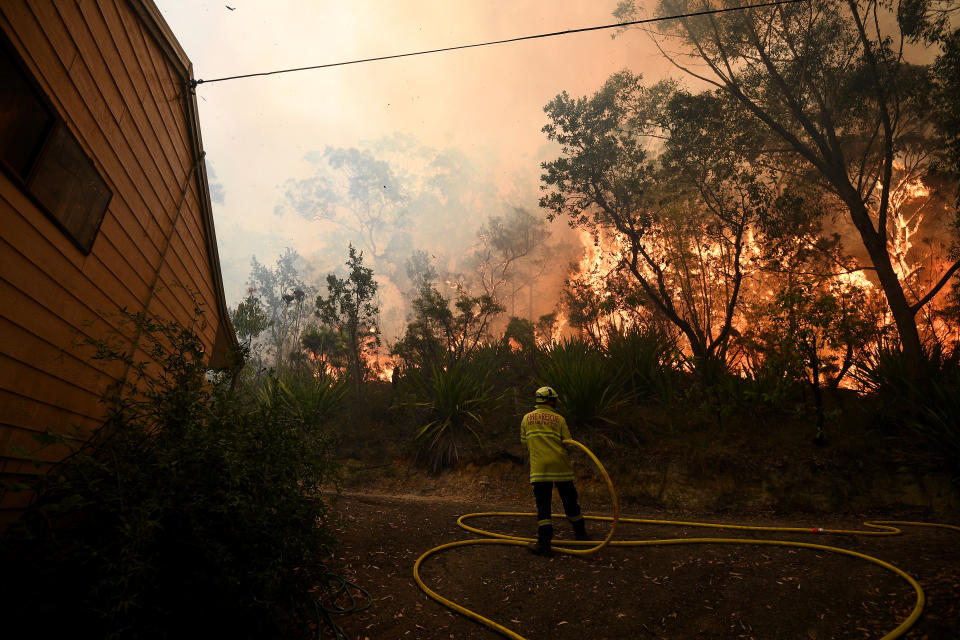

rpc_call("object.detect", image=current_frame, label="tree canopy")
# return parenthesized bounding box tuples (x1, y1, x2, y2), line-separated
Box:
(611, 0, 960, 374)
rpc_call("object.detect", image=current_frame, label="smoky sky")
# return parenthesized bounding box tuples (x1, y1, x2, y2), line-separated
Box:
(154, 1, 676, 326)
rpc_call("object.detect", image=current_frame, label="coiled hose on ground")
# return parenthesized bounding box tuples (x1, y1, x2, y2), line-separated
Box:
(314, 563, 373, 639)
(413, 439, 959, 640)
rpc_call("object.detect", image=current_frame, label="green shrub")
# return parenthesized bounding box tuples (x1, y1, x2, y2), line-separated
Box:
(401, 355, 498, 473)
(604, 325, 681, 401)
(538, 338, 625, 429)
(854, 342, 918, 401)
(855, 342, 960, 465)
(263, 370, 349, 427)
(0, 310, 338, 639)
(910, 371, 960, 467)
(716, 349, 802, 417)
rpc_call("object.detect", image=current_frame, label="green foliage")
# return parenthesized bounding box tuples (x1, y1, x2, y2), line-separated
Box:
(301, 323, 351, 376)
(246, 248, 314, 371)
(736, 277, 879, 439)
(449, 292, 506, 357)
(638, 0, 952, 372)
(392, 280, 505, 370)
(752, 280, 875, 387)
(401, 356, 498, 474)
(260, 371, 349, 428)
(0, 309, 338, 639)
(900, 0, 960, 180)
(316, 244, 381, 397)
(604, 324, 682, 401)
(562, 269, 648, 349)
(855, 342, 922, 400)
(855, 342, 960, 463)
(741, 365, 798, 411)
(503, 317, 537, 353)
(692, 364, 797, 428)
(230, 290, 272, 349)
(540, 70, 652, 229)
(392, 282, 454, 371)
(538, 338, 625, 429)
(909, 370, 960, 467)
(541, 71, 766, 366)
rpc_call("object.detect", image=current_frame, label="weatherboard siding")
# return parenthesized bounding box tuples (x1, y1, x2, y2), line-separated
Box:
(0, 0, 235, 513)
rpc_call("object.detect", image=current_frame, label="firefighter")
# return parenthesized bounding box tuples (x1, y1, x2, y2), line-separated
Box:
(520, 386, 589, 556)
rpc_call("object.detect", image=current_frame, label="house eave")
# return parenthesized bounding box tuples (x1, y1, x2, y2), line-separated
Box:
(125, 0, 239, 367)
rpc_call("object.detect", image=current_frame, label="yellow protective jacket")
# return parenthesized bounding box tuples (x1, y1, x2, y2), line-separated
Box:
(520, 405, 573, 483)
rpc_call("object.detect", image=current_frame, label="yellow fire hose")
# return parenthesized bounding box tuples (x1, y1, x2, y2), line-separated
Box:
(412, 439, 960, 640)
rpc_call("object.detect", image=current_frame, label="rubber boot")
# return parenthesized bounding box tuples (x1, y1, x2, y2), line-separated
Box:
(528, 524, 553, 557)
(572, 518, 589, 542)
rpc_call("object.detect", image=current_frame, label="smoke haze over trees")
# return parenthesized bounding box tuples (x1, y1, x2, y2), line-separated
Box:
(224, 0, 957, 398)
(264, 134, 578, 343)
(613, 0, 960, 376)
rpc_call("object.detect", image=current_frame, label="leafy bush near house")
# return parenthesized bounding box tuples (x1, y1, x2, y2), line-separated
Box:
(0, 310, 339, 639)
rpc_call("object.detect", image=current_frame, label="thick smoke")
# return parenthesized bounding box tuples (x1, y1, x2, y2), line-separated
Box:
(260, 134, 578, 343)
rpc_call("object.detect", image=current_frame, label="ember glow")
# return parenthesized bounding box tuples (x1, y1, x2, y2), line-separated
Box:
(366, 353, 397, 383)
(561, 228, 637, 339)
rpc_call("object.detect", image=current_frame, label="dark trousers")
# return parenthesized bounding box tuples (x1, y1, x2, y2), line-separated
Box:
(532, 481, 585, 544)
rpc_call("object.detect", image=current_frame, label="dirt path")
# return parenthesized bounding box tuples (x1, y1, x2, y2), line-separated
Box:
(324, 493, 959, 640)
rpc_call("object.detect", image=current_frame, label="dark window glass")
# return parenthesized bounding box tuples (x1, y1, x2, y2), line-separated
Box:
(28, 123, 112, 252)
(0, 47, 53, 177)
(0, 44, 111, 254)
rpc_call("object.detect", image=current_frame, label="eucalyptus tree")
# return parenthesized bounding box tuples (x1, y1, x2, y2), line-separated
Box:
(392, 282, 505, 371)
(540, 71, 774, 375)
(615, 0, 959, 374)
(472, 207, 554, 318)
(246, 248, 314, 371)
(229, 290, 271, 369)
(315, 245, 381, 398)
(282, 147, 409, 263)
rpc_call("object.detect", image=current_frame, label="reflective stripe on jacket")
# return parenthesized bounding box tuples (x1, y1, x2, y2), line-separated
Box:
(520, 405, 573, 483)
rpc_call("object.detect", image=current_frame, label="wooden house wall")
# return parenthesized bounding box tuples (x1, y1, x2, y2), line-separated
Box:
(0, 0, 235, 512)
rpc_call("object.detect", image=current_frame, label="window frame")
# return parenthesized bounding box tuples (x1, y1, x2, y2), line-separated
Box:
(0, 34, 112, 255)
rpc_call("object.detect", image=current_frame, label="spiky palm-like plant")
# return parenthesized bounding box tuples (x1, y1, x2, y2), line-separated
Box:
(262, 373, 349, 429)
(604, 325, 681, 401)
(403, 356, 497, 473)
(538, 338, 625, 429)
(856, 343, 960, 464)
(911, 373, 960, 467)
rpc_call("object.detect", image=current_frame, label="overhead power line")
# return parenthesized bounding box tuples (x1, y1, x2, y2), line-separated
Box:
(190, 0, 807, 88)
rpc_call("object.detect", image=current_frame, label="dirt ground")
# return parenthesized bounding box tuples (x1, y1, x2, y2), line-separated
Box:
(322, 492, 960, 640)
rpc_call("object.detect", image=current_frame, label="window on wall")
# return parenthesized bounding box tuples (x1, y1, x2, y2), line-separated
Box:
(0, 40, 111, 254)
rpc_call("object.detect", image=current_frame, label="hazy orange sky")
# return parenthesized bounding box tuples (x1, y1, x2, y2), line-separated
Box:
(154, 1, 682, 316)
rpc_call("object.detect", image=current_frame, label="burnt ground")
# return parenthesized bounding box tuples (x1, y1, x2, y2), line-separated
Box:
(323, 493, 960, 640)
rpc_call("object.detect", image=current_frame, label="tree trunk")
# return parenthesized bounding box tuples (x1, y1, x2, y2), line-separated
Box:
(842, 191, 924, 375)
(348, 327, 362, 400)
(809, 338, 826, 445)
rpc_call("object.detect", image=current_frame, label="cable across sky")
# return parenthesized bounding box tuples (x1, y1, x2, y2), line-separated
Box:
(190, 0, 807, 87)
